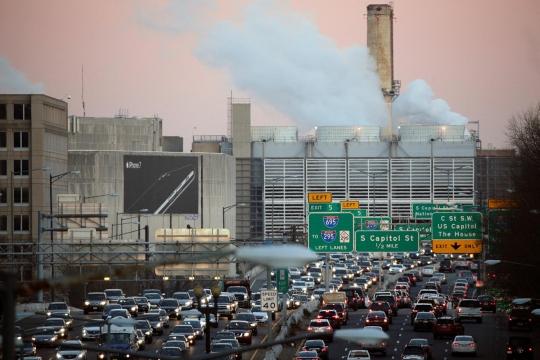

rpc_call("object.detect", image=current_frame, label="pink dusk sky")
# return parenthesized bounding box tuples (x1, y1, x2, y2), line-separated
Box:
(1, 0, 539, 149)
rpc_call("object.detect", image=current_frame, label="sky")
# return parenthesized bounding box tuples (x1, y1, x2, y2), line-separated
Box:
(1, 0, 539, 149)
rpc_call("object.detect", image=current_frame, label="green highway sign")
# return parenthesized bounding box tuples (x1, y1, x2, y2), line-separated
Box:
(412, 203, 457, 219)
(308, 212, 354, 253)
(394, 223, 432, 241)
(356, 217, 391, 230)
(276, 268, 289, 292)
(432, 212, 482, 240)
(355, 230, 419, 252)
(342, 209, 367, 217)
(308, 203, 342, 213)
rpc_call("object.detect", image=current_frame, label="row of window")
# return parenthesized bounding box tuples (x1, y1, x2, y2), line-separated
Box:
(0, 104, 32, 120)
(0, 214, 30, 231)
(0, 187, 30, 204)
(0, 132, 30, 148)
(0, 159, 30, 176)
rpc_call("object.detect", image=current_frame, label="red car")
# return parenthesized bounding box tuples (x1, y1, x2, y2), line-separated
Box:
(365, 310, 390, 331)
(433, 316, 464, 339)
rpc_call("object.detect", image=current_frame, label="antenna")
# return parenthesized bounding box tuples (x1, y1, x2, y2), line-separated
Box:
(82, 65, 86, 117)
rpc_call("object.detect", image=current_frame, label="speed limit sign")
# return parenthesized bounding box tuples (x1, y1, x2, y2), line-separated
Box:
(260, 290, 278, 312)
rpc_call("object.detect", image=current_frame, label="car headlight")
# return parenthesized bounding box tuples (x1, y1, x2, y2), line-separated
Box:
(47, 312, 52, 316)
(145, 331, 151, 335)
(243, 332, 251, 337)
(226, 305, 231, 309)
(174, 308, 179, 313)
(156, 323, 161, 328)
(100, 301, 106, 305)
(77, 353, 84, 358)
(131, 306, 136, 311)
(82, 329, 88, 336)
(56, 353, 62, 359)
(98, 355, 105, 359)
(125, 355, 130, 358)
(84, 301, 90, 305)
(188, 335, 194, 339)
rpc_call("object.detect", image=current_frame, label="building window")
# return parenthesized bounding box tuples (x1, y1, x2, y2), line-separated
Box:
(13, 214, 30, 232)
(0, 104, 6, 120)
(0, 215, 7, 231)
(0, 132, 6, 148)
(14, 187, 30, 205)
(14, 104, 31, 120)
(0, 188, 7, 204)
(13, 159, 29, 176)
(0, 160, 6, 176)
(14, 132, 29, 149)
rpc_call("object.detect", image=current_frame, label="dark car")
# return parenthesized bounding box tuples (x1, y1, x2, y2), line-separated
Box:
(159, 298, 182, 319)
(322, 302, 348, 325)
(235, 312, 258, 336)
(369, 301, 393, 323)
(507, 336, 534, 360)
(408, 338, 432, 360)
(139, 314, 165, 335)
(417, 298, 443, 318)
(296, 351, 320, 360)
(374, 295, 399, 316)
(438, 260, 455, 273)
(477, 295, 497, 313)
(365, 310, 389, 331)
(433, 316, 464, 339)
(136, 319, 154, 344)
(171, 324, 196, 345)
(215, 339, 242, 360)
(101, 303, 122, 320)
(84, 292, 108, 314)
(133, 296, 151, 313)
(338, 288, 365, 310)
(225, 320, 253, 345)
(509, 309, 534, 331)
(118, 297, 139, 317)
(301, 339, 329, 360)
(402, 344, 428, 360)
(317, 309, 341, 328)
(306, 319, 334, 342)
(15, 341, 37, 357)
(413, 312, 437, 331)
(411, 304, 434, 325)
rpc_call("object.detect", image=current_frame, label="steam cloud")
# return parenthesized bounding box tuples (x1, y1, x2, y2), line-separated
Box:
(194, 1, 390, 132)
(0, 55, 45, 94)
(392, 79, 468, 128)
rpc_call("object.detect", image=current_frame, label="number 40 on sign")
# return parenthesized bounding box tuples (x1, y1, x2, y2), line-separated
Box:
(260, 290, 278, 311)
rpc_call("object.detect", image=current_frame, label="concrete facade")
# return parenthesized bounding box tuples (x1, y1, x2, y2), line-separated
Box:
(0, 94, 69, 275)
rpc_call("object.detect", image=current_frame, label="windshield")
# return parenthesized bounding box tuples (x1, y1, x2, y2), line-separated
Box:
(110, 309, 127, 316)
(104, 304, 121, 311)
(44, 319, 64, 326)
(173, 293, 190, 299)
(236, 314, 255, 321)
(146, 294, 160, 299)
(161, 348, 181, 356)
(49, 303, 68, 310)
(118, 298, 135, 305)
(227, 286, 247, 293)
(174, 326, 193, 332)
(251, 306, 261, 312)
(160, 300, 178, 306)
(134, 297, 147, 303)
(229, 321, 249, 330)
(87, 294, 105, 300)
(105, 290, 123, 297)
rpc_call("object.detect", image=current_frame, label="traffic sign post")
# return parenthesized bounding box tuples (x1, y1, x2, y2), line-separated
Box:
(308, 212, 354, 253)
(276, 268, 289, 293)
(355, 230, 419, 252)
(308, 203, 342, 213)
(260, 290, 278, 312)
(432, 212, 483, 253)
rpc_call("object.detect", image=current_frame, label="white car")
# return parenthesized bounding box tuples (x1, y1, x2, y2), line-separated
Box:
(81, 324, 101, 341)
(288, 267, 301, 276)
(421, 266, 435, 277)
(300, 276, 315, 290)
(451, 335, 477, 356)
(55, 340, 87, 360)
(292, 281, 308, 294)
(347, 349, 371, 360)
(389, 265, 404, 274)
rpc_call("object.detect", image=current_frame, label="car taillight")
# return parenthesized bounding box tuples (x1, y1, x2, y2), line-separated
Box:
(469, 343, 475, 347)
(383, 319, 388, 323)
(453, 343, 459, 347)
(366, 319, 370, 323)
(307, 327, 313, 331)
(333, 315, 339, 319)
(321, 348, 327, 352)
(528, 348, 533, 352)
(458, 308, 462, 313)
(316, 315, 322, 319)
(302, 348, 307, 351)
(509, 317, 513, 321)
(325, 326, 332, 331)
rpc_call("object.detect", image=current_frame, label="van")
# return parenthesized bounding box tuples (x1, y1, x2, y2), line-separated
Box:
(322, 291, 347, 306)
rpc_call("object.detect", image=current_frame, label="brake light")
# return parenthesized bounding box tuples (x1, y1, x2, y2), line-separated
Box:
(479, 310, 482, 314)
(469, 343, 475, 347)
(509, 317, 513, 321)
(366, 319, 370, 323)
(383, 319, 388, 323)
(458, 308, 462, 313)
(317, 315, 322, 319)
(333, 315, 339, 319)
(507, 347, 512, 351)
(453, 343, 460, 347)
(321, 348, 327, 352)
(307, 327, 313, 331)
(325, 326, 332, 331)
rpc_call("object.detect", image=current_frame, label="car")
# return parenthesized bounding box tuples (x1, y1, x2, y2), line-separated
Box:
(389, 264, 404, 274)
(477, 295, 497, 313)
(32, 327, 58, 347)
(106, 308, 131, 320)
(217, 294, 236, 320)
(235, 312, 258, 335)
(145, 293, 163, 309)
(103, 289, 125, 303)
(163, 334, 191, 349)
(81, 323, 101, 341)
(215, 339, 242, 360)
(457, 299, 482, 323)
(347, 349, 371, 360)
(158, 298, 183, 319)
(133, 296, 151, 313)
(365, 311, 390, 331)
(15, 341, 37, 357)
(171, 324, 196, 345)
(401, 345, 428, 360)
(139, 313, 165, 335)
(136, 319, 154, 344)
(507, 336, 534, 360)
(359, 326, 387, 356)
(42, 317, 68, 338)
(407, 339, 432, 360)
(250, 304, 270, 323)
(438, 260, 455, 273)
(322, 302, 348, 325)
(458, 270, 477, 286)
(302, 339, 329, 360)
(136, 329, 147, 350)
(84, 292, 108, 314)
(118, 297, 139, 317)
(374, 294, 399, 316)
(225, 320, 253, 345)
(432, 273, 447, 284)
(148, 308, 170, 328)
(46, 302, 73, 328)
(451, 335, 477, 356)
(172, 291, 194, 309)
(338, 289, 364, 310)
(433, 295, 448, 315)
(417, 298, 443, 318)
(317, 309, 341, 328)
(413, 312, 437, 331)
(369, 301, 393, 323)
(102, 303, 122, 320)
(433, 316, 465, 339)
(421, 266, 435, 277)
(509, 308, 534, 331)
(411, 304, 435, 325)
(307, 319, 334, 342)
(212, 330, 236, 344)
(296, 350, 320, 360)
(183, 318, 205, 339)
(157, 347, 183, 360)
(301, 276, 316, 290)
(410, 269, 424, 282)
(55, 340, 87, 360)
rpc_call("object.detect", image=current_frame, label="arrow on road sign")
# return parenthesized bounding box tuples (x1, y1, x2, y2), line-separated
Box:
(451, 242, 461, 250)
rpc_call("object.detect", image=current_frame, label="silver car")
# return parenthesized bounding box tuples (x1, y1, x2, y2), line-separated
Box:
(55, 340, 87, 360)
(148, 308, 170, 328)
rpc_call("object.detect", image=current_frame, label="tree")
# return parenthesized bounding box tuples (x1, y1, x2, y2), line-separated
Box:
(490, 104, 540, 298)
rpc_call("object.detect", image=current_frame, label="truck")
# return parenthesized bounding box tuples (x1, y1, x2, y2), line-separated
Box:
(322, 291, 347, 306)
(97, 324, 139, 360)
(223, 279, 252, 308)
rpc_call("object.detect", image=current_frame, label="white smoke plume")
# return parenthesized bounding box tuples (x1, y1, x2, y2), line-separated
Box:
(194, 0, 390, 132)
(392, 79, 468, 128)
(0, 55, 45, 94)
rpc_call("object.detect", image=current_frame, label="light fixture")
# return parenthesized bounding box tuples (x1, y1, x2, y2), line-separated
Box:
(188, 276, 195, 281)
(104, 277, 110, 281)
(163, 276, 169, 281)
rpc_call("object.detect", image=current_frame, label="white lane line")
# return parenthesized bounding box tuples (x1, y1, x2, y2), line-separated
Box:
(399, 333, 402, 336)
(396, 341, 399, 344)
(400, 328, 404, 331)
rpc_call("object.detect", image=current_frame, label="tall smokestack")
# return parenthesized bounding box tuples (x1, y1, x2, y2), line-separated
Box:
(367, 4, 399, 137)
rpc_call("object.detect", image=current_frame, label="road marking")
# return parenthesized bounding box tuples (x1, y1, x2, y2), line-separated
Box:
(396, 341, 399, 344)
(399, 333, 401, 336)
(400, 327, 403, 330)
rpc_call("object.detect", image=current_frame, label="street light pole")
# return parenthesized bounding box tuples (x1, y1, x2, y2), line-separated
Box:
(49, 170, 80, 301)
(222, 203, 246, 229)
(194, 283, 221, 353)
(82, 193, 118, 203)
